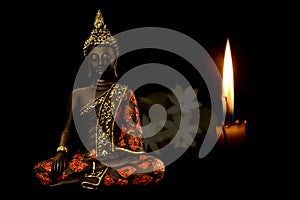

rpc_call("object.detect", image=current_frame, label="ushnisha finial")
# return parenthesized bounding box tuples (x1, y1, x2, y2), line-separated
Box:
(94, 10, 104, 29)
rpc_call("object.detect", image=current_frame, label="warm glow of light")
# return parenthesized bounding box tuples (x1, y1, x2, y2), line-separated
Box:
(222, 38, 234, 116)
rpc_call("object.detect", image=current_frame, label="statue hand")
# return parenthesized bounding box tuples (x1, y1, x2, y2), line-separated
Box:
(51, 151, 68, 179)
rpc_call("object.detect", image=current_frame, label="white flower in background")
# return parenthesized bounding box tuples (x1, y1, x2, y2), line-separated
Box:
(160, 112, 200, 149)
(161, 85, 202, 149)
(167, 85, 201, 114)
(139, 85, 203, 151)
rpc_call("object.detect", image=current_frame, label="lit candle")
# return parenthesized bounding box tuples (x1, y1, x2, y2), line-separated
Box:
(218, 38, 247, 147)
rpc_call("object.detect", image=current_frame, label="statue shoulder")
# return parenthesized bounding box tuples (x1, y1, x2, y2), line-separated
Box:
(72, 86, 91, 96)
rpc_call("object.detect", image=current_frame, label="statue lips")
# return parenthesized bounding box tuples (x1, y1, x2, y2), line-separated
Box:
(96, 66, 104, 75)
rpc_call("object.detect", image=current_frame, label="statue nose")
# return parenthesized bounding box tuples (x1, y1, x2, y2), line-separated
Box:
(98, 57, 103, 66)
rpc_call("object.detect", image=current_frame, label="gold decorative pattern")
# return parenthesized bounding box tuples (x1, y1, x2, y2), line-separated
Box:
(83, 9, 119, 57)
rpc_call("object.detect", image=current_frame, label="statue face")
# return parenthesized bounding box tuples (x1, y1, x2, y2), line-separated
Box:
(88, 46, 116, 76)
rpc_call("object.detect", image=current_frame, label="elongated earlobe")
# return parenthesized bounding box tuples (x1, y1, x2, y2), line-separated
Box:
(88, 67, 92, 78)
(113, 60, 118, 78)
(87, 59, 92, 78)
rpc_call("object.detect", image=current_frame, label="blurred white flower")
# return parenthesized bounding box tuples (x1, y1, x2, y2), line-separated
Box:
(167, 85, 201, 114)
(139, 85, 203, 151)
(163, 85, 202, 148)
(160, 112, 199, 149)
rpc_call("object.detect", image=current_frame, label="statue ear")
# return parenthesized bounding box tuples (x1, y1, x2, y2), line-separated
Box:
(88, 66, 92, 78)
(113, 59, 118, 78)
(87, 58, 92, 78)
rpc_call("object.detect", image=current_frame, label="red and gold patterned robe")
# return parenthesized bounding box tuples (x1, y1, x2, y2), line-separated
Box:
(33, 83, 165, 189)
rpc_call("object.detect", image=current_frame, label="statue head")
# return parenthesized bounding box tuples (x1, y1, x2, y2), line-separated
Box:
(83, 10, 119, 80)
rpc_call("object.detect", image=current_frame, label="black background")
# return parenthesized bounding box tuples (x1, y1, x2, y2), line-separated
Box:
(12, 0, 297, 197)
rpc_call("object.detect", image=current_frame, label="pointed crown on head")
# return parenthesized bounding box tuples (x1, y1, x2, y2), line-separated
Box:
(83, 9, 119, 57)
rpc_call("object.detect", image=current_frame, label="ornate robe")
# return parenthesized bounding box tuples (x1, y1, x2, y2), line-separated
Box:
(33, 83, 165, 189)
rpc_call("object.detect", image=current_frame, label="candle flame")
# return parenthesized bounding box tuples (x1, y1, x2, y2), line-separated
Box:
(222, 38, 234, 116)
